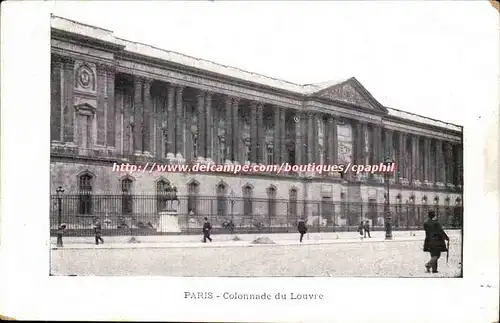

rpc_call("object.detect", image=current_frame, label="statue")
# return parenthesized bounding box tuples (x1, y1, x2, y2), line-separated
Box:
(165, 183, 180, 213)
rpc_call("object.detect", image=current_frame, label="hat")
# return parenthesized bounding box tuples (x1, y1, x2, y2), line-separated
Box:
(428, 210, 436, 219)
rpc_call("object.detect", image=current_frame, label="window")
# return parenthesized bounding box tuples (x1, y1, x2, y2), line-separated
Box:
(267, 186, 277, 219)
(242, 185, 253, 216)
(187, 181, 199, 214)
(266, 144, 274, 165)
(156, 180, 169, 212)
(289, 189, 298, 219)
(78, 173, 93, 215)
(216, 183, 228, 216)
(121, 178, 133, 215)
(218, 136, 226, 164)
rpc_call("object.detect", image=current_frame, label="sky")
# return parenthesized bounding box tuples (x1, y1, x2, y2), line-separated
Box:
(49, 1, 499, 126)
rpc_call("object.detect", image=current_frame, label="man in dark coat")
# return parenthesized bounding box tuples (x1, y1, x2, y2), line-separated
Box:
(358, 221, 364, 236)
(363, 220, 371, 238)
(297, 219, 307, 242)
(202, 217, 212, 243)
(423, 210, 449, 273)
(93, 217, 104, 245)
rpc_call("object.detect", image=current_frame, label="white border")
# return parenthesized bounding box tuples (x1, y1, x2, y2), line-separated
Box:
(0, 3, 498, 322)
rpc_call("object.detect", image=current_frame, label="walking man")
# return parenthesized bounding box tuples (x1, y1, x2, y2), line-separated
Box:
(297, 218, 307, 242)
(202, 217, 212, 243)
(56, 223, 67, 247)
(358, 221, 364, 237)
(93, 217, 104, 245)
(424, 210, 449, 273)
(363, 220, 371, 238)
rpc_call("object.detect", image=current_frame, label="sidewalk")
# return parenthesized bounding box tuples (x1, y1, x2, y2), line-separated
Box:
(51, 230, 461, 250)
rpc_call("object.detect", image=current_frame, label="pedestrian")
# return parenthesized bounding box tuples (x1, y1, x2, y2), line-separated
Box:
(93, 217, 104, 245)
(56, 223, 67, 247)
(423, 210, 449, 273)
(297, 218, 307, 242)
(363, 220, 371, 238)
(358, 221, 364, 237)
(202, 217, 212, 243)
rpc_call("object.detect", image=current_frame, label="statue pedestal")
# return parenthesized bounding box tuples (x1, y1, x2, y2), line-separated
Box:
(158, 210, 180, 233)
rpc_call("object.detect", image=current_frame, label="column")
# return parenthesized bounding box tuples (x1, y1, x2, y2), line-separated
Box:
(105, 68, 115, 148)
(423, 137, 431, 184)
(175, 85, 184, 157)
(155, 87, 165, 160)
(196, 89, 206, 160)
(456, 143, 463, 187)
(435, 139, 443, 184)
(63, 58, 75, 143)
(50, 58, 62, 141)
(257, 104, 265, 163)
(331, 116, 338, 164)
(307, 113, 314, 163)
(354, 121, 363, 165)
(250, 102, 258, 163)
(326, 116, 334, 164)
(294, 111, 302, 166)
(397, 131, 405, 181)
(224, 96, 233, 163)
(361, 122, 368, 165)
(273, 107, 281, 164)
(373, 125, 381, 163)
(205, 92, 213, 162)
(279, 108, 287, 164)
(143, 78, 153, 155)
(165, 84, 176, 158)
(314, 114, 321, 164)
(411, 134, 419, 183)
(133, 77, 143, 154)
(444, 142, 453, 185)
(232, 98, 240, 163)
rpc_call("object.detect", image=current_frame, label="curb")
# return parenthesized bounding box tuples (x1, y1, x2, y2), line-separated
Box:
(51, 236, 432, 250)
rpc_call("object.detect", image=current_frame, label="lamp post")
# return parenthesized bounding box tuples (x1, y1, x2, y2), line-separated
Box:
(383, 158, 393, 240)
(230, 190, 235, 223)
(56, 186, 65, 247)
(229, 189, 236, 235)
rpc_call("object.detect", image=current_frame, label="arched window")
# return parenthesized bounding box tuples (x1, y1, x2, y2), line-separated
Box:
(289, 188, 298, 219)
(156, 179, 169, 212)
(121, 178, 133, 215)
(267, 186, 277, 219)
(78, 173, 93, 215)
(242, 185, 253, 216)
(187, 181, 199, 214)
(216, 183, 228, 216)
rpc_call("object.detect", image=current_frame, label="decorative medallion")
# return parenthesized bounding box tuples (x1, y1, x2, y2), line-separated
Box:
(74, 61, 96, 93)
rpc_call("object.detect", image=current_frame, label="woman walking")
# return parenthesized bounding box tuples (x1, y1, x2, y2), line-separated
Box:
(423, 210, 449, 273)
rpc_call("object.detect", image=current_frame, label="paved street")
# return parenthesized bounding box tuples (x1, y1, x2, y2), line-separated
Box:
(51, 232, 462, 277)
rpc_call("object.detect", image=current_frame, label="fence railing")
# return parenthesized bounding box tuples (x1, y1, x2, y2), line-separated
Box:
(50, 194, 463, 237)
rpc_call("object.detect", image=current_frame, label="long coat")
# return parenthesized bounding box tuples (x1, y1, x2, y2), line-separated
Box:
(297, 221, 307, 234)
(423, 219, 449, 252)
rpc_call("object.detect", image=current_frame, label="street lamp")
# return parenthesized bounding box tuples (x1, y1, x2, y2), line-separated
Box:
(383, 158, 393, 240)
(230, 189, 236, 223)
(56, 186, 65, 247)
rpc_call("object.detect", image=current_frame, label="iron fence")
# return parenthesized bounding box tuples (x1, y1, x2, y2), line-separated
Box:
(50, 194, 463, 237)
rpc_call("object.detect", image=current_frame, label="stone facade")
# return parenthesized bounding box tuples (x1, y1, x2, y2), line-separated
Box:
(50, 16, 463, 219)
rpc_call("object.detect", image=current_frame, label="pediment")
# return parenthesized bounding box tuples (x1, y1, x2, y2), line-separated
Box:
(313, 78, 387, 113)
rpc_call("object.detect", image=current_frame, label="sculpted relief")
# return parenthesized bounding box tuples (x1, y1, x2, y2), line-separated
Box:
(74, 61, 97, 93)
(337, 123, 353, 164)
(318, 83, 373, 110)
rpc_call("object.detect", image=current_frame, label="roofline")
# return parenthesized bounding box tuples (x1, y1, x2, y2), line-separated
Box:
(385, 106, 463, 129)
(50, 15, 462, 133)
